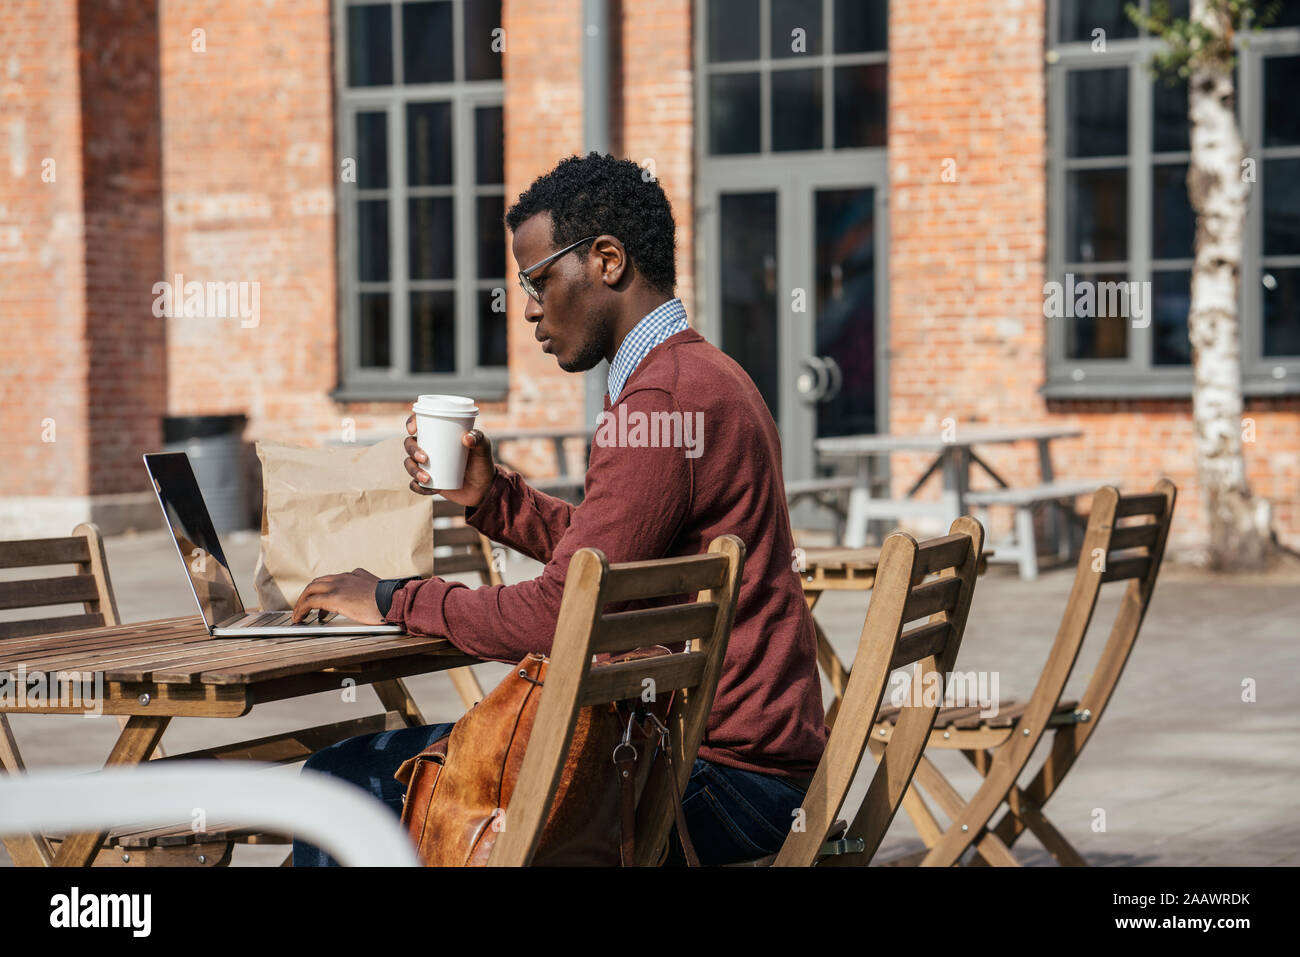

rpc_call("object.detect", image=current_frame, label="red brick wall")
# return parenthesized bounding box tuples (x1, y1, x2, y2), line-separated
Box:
(0, 0, 90, 499)
(13, 0, 1288, 549)
(887, 0, 1299, 555)
(1045, 398, 1300, 556)
(0, 1, 699, 520)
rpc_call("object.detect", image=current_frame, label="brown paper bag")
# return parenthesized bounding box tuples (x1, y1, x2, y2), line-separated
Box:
(252, 436, 435, 611)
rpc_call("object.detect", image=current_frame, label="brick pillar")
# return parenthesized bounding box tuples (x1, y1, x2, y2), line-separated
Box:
(0, 0, 163, 534)
(79, 0, 166, 498)
(887, 0, 1051, 520)
(502, 0, 588, 432)
(620, 0, 695, 319)
(501, 0, 697, 442)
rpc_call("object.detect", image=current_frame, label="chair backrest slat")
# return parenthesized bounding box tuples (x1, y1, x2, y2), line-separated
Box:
(428, 499, 465, 519)
(591, 602, 719, 654)
(428, 552, 492, 576)
(485, 535, 746, 866)
(601, 554, 729, 604)
(890, 620, 953, 669)
(1108, 522, 1160, 550)
(578, 651, 710, 707)
(1100, 554, 1151, 583)
(0, 613, 104, 641)
(0, 575, 100, 611)
(776, 515, 986, 867)
(433, 526, 482, 548)
(912, 533, 971, 580)
(1113, 492, 1168, 518)
(901, 575, 963, 622)
(0, 536, 91, 570)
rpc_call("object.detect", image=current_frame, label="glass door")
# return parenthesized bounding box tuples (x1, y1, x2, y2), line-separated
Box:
(809, 185, 879, 438)
(718, 191, 781, 421)
(704, 164, 887, 528)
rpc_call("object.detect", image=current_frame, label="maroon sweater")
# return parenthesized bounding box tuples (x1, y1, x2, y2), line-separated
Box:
(385, 327, 828, 777)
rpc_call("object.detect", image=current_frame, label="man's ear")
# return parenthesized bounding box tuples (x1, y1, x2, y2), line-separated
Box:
(593, 235, 627, 286)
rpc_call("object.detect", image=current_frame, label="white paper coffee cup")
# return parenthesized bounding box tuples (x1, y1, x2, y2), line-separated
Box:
(412, 394, 479, 490)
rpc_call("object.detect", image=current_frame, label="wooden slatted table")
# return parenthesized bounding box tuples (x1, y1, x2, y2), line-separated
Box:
(0, 615, 477, 867)
(799, 546, 992, 728)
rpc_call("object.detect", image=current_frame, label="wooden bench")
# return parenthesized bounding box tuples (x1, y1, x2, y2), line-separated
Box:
(786, 476, 863, 542)
(965, 479, 1110, 580)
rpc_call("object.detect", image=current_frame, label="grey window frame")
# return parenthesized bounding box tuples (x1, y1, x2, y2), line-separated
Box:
(693, 0, 891, 477)
(699, 0, 888, 157)
(331, 0, 508, 403)
(1045, 1, 1300, 399)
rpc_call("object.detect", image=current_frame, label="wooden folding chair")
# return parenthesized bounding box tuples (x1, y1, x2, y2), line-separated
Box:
(0, 516, 490, 867)
(429, 497, 499, 707)
(0, 523, 166, 866)
(730, 518, 987, 866)
(485, 534, 746, 866)
(871, 480, 1176, 866)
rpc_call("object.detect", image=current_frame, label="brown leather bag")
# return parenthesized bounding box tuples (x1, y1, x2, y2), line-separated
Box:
(394, 648, 697, 866)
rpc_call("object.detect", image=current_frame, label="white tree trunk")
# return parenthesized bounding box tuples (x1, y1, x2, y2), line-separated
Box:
(1185, 0, 1271, 568)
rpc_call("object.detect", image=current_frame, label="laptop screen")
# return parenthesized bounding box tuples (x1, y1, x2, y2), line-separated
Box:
(143, 452, 245, 627)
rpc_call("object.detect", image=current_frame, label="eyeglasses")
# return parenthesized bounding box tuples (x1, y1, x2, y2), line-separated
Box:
(517, 235, 598, 304)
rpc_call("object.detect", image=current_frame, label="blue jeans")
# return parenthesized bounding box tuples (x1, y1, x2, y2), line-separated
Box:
(292, 722, 809, 867)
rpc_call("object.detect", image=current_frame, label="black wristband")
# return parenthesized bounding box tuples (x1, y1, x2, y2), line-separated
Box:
(375, 576, 423, 618)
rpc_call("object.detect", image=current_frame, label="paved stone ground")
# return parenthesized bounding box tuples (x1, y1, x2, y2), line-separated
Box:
(3, 528, 1297, 866)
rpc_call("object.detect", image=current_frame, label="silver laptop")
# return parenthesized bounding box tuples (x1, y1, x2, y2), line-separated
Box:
(143, 452, 403, 636)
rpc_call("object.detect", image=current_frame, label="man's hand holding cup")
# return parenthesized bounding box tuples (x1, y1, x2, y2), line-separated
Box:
(404, 394, 494, 508)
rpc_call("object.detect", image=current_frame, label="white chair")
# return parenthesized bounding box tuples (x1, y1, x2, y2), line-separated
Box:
(0, 762, 418, 867)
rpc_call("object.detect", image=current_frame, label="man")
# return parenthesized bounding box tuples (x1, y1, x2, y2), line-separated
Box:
(291, 153, 826, 866)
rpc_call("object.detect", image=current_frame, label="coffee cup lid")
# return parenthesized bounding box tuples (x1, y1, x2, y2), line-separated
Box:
(413, 394, 479, 416)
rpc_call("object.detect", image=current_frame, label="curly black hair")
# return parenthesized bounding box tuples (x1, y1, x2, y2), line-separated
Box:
(504, 152, 676, 297)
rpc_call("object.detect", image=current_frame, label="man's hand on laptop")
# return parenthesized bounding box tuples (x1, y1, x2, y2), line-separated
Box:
(292, 568, 384, 625)
(403, 413, 495, 508)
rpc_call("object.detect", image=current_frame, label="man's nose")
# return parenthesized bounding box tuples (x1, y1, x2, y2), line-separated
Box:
(523, 295, 543, 322)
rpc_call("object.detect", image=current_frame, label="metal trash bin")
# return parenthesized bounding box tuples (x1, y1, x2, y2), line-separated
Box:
(162, 414, 248, 532)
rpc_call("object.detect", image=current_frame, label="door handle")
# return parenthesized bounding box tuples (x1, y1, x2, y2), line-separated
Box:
(819, 355, 842, 402)
(797, 356, 830, 404)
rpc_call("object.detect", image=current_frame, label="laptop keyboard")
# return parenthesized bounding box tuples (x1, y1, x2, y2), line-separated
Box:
(244, 611, 338, 627)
